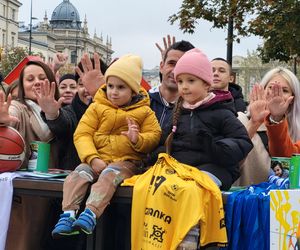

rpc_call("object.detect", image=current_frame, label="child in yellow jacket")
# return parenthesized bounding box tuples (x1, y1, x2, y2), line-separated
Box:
(52, 54, 161, 237)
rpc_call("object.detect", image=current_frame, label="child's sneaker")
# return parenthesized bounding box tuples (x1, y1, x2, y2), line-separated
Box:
(52, 213, 79, 238)
(72, 208, 96, 234)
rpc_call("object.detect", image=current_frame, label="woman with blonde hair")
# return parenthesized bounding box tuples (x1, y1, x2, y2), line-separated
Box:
(235, 67, 300, 185)
(250, 67, 300, 157)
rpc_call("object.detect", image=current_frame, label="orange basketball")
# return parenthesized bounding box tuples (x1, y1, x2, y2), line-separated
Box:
(0, 126, 25, 173)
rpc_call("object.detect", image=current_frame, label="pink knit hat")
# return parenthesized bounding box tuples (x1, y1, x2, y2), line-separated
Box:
(174, 48, 213, 85)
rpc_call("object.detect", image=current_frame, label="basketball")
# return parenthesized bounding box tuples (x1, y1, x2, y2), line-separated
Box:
(0, 126, 25, 173)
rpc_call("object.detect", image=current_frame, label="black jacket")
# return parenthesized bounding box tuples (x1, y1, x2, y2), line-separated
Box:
(229, 83, 247, 113)
(41, 93, 89, 170)
(152, 90, 253, 190)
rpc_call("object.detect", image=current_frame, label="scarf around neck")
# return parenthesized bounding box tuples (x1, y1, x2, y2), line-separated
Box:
(25, 99, 53, 142)
(182, 92, 216, 110)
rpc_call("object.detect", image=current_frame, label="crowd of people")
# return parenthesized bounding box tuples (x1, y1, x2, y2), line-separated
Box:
(1, 35, 300, 250)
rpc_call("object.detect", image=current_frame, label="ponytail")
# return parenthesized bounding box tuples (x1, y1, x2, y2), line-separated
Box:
(165, 97, 183, 154)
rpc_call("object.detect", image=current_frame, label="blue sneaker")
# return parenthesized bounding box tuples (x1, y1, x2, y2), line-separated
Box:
(72, 208, 96, 234)
(52, 213, 79, 238)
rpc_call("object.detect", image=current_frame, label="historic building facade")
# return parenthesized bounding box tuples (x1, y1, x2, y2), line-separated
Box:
(18, 0, 113, 65)
(0, 0, 21, 51)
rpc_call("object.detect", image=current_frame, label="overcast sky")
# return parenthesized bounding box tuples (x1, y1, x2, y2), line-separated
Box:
(19, 0, 262, 69)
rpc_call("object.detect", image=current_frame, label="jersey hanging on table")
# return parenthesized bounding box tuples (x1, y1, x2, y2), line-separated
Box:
(122, 153, 227, 250)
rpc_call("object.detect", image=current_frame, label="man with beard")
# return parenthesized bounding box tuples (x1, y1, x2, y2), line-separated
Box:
(149, 39, 195, 129)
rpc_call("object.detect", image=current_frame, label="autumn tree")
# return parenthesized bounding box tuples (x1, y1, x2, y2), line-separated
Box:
(0, 47, 45, 78)
(252, 1, 300, 63)
(0, 47, 28, 77)
(169, 1, 300, 65)
(169, 0, 264, 41)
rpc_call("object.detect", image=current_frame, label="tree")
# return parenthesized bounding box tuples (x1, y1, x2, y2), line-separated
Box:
(0, 47, 28, 78)
(168, 1, 265, 42)
(169, 0, 267, 65)
(0, 47, 44, 78)
(169, 1, 300, 66)
(253, 1, 300, 63)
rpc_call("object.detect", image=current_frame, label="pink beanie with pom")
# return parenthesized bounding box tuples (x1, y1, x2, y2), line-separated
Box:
(173, 48, 213, 85)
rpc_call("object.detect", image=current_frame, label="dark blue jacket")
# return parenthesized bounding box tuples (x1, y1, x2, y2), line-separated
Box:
(149, 87, 174, 130)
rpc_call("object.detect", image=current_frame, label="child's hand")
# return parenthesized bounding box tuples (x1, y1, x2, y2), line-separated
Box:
(91, 158, 107, 175)
(121, 117, 139, 144)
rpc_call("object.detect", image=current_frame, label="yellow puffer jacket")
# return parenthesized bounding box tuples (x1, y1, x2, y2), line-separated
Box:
(74, 85, 161, 165)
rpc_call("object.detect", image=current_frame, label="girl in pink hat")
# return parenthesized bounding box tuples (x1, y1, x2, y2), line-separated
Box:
(151, 48, 253, 249)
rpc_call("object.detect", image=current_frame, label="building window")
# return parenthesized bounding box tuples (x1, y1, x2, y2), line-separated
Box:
(12, 36, 14, 47)
(3, 5, 5, 17)
(71, 50, 76, 64)
(2, 34, 5, 47)
(12, 9, 15, 21)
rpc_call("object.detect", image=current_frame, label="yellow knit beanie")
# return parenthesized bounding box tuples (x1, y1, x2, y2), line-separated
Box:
(105, 54, 142, 94)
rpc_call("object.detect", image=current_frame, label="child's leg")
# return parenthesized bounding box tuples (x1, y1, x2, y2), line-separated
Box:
(86, 161, 139, 218)
(52, 163, 98, 238)
(72, 161, 142, 235)
(177, 225, 200, 250)
(62, 163, 98, 212)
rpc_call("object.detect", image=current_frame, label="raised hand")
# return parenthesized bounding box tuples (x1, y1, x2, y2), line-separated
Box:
(249, 84, 269, 125)
(53, 52, 68, 73)
(268, 83, 294, 121)
(34, 80, 64, 120)
(75, 52, 105, 97)
(155, 35, 176, 60)
(0, 92, 19, 124)
(121, 117, 140, 144)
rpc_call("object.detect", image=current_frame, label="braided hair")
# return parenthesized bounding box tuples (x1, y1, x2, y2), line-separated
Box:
(165, 96, 184, 154)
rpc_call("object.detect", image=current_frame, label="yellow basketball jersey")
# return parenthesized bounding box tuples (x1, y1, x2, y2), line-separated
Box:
(122, 153, 227, 250)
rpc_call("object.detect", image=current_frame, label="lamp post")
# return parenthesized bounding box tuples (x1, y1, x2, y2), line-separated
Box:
(226, 16, 233, 66)
(75, 26, 78, 66)
(29, 0, 37, 55)
(29, 0, 33, 54)
(293, 54, 297, 75)
(72, 19, 78, 66)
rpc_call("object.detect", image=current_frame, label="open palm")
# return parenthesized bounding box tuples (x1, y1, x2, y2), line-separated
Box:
(155, 35, 176, 60)
(249, 84, 269, 125)
(267, 83, 293, 119)
(0, 92, 19, 124)
(35, 80, 64, 118)
(75, 53, 105, 97)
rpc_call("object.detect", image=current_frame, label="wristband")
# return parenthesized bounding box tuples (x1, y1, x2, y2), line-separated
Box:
(269, 115, 284, 124)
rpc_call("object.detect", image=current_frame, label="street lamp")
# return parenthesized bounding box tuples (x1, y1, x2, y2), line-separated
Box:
(29, 0, 37, 55)
(72, 19, 79, 65)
